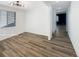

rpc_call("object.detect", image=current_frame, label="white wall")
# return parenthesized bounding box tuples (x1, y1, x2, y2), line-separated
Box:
(25, 1, 50, 38)
(16, 10, 25, 34)
(0, 1, 8, 5)
(67, 2, 79, 56)
(49, 6, 56, 40)
(52, 7, 56, 34)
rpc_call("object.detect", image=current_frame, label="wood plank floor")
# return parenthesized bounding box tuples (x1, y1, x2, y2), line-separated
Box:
(0, 32, 77, 57)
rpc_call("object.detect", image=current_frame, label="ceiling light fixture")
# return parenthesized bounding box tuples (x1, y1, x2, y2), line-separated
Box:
(9, 1, 24, 7)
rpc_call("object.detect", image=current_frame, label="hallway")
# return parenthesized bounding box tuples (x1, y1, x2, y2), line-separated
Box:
(51, 25, 77, 56)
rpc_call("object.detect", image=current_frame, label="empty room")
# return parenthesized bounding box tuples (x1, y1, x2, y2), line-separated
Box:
(0, 0, 79, 57)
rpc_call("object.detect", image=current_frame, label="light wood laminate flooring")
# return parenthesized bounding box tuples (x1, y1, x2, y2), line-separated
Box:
(0, 31, 76, 57)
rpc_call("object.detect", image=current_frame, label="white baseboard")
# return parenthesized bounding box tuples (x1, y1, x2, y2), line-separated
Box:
(0, 33, 19, 41)
(67, 32, 78, 57)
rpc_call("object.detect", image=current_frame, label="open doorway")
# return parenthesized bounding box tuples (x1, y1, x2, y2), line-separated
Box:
(57, 13, 66, 25)
(56, 13, 67, 37)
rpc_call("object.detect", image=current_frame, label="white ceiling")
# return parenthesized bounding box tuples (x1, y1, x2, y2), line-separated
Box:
(56, 1, 71, 14)
(44, 1, 71, 14)
(0, 1, 71, 14)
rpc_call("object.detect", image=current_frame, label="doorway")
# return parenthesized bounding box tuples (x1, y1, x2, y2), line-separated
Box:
(56, 13, 67, 37)
(57, 13, 66, 25)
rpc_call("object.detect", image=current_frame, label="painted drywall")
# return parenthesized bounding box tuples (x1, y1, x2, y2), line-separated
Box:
(52, 7, 56, 34)
(25, 1, 50, 38)
(0, 1, 8, 5)
(16, 10, 25, 34)
(67, 2, 79, 56)
(49, 6, 56, 40)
